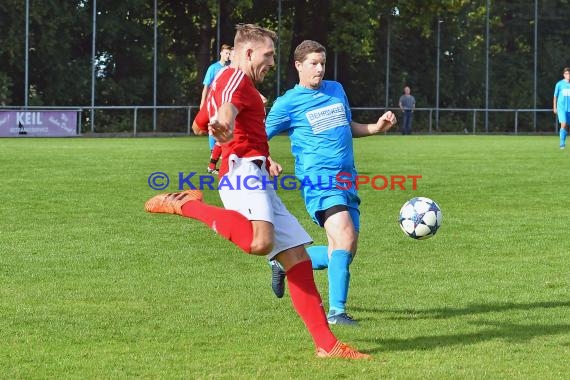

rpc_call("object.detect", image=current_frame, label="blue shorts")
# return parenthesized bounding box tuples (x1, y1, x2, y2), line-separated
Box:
(558, 111, 570, 124)
(307, 191, 361, 232)
(208, 135, 216, 150)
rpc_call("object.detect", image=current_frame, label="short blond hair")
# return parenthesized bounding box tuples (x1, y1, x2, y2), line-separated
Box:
(234, 24, 277, 47)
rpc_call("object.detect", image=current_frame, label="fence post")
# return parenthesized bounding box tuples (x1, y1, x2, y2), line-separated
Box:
(428, 109, 433, 134)
(472, 110, 477, 134)
(78, 109, 83, 135)
(91, 106, 95, 133)
(133, 107, 138, 136)
(514, 110, 518, 135)
(187, 106, 192, 135)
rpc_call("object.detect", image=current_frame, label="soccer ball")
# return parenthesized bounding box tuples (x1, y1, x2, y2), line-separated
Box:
(399, 197, 442, 240)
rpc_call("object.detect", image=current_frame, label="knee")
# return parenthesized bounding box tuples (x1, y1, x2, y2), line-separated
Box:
(248, 221, 275, 256)
(330, 231, 358, 253)
(343, 229, 358, 248)
(249, 237, 274, 256)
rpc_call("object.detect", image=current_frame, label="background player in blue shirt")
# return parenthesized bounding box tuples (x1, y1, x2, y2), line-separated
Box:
(266, 40, 396, 325)
(553, 67, 570, 149)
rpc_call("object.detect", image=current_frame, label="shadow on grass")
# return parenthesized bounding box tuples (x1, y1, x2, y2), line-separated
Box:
(365, 320, 570, 353)
(352, 300, 570, 353)
(352, 300, 570, 320)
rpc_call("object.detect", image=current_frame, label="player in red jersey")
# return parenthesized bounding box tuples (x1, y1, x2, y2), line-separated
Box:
(146, 24, 369, 359)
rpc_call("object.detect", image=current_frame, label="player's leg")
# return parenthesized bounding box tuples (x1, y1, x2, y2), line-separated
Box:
(307, 245, 329, 269)
(145, 160, 275, 255)
(269, 245, 329, 298)
(145, 189, 272, 254)
(268, 204, 332, 298)
(268, 196, 369, 359)
(268, 203, 334, 298)
(559, 115, 567, 149)
(206, 135, 218, 173)
(208, 142, 222, 173)
(270, 194, 360, 317)
(273, 246, 335, 349)
(273, 246, 368, 359)
(557, 111, 567, 149)
(322, 207, 359, 325)
(216, 159, 279, 254)
(305, 196, 348, 271)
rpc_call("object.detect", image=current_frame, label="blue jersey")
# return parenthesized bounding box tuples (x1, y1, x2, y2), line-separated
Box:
(554, 79, 570, 113)
(266, 81, 360, 221)
(202, 62, 225, 86)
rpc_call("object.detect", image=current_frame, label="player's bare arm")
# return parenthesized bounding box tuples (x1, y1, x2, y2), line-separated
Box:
(192, 121, 207, 136)
(199, 86, 209, 109)
(350, 111, 397, 137)
(209, 102, 238, 143)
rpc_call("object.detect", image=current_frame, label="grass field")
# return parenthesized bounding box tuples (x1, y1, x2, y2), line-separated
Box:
(1, 135, 569, 379)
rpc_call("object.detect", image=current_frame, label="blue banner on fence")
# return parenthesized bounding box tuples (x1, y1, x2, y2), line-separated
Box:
(0, 110, 78, 137)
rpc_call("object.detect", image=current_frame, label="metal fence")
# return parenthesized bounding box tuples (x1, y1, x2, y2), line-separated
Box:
(355, 107, 558, 134)
(0, 105, 559, 136)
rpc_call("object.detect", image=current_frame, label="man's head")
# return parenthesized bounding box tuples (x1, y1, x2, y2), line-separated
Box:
(294, 40, 326, 90)
(404, 86, 411, 95)
(563, 67, 570, 81)
(233, 24, 276, 83)
(219, 44, 232, 65)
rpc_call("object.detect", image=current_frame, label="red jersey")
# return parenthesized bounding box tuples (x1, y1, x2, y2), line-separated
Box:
(205, 67, 270, 177)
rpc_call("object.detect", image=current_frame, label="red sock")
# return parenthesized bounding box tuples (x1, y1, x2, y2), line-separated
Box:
(181, 201, 253, 253)
(286, 260, 338, 351)
(208, 144, 222, 170)
(211, 144, 222, 162)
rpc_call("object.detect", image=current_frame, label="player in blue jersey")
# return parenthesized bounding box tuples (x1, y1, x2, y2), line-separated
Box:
(266, 40, 396, 325)
(200, 44, 233, 174)
(553, 67, 570, 149)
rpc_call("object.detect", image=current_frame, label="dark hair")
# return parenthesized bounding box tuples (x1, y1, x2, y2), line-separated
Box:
(294, 40, 326, 63)
(564, 67, 570, 74)
(234, 24, 277, 47)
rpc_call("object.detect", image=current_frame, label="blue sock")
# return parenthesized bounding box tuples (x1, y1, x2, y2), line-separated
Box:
(328, 249, 352, 315)
(307, 245, 329, 270)
(560, 128, 567, 147)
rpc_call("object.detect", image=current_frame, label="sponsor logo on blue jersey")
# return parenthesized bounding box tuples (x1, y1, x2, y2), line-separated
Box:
(305, 103, 348, 134)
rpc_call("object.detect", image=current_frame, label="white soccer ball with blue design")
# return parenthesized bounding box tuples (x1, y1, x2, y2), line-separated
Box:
(399, 197, 442, 240)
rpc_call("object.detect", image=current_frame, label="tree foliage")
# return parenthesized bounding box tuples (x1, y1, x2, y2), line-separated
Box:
(1, 0, 568, 123)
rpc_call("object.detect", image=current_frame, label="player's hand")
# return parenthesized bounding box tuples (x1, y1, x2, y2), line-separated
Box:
(208, 119, 233, 143)
(267, 157, 283, 177)
(376, 111, 397, 133)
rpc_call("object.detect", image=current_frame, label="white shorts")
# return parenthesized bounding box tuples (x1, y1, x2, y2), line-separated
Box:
(218, 155, 312, 260)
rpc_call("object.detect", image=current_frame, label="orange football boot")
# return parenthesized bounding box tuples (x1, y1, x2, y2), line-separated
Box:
(316, 341, 371, 360)
(144, 190, 203, 215)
